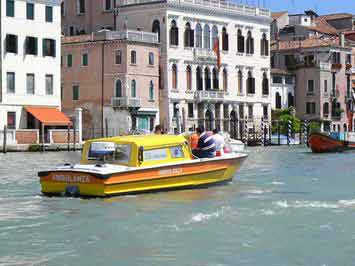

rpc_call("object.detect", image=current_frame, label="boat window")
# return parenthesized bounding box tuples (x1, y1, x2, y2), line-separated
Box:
(88, 142, 131, 164)
(143, 148, 168, 161)
(170, 146, 184, 158)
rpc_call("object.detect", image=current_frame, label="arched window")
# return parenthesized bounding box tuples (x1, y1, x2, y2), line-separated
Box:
(186, 65, 192, 90)
(212, 25, 218, 48)
(131, 80, 136, 98)
(222, 27, 228, 51)
(196, 66, 203, 90)
(260, 33, 269, 56)
(237, 70, 243, 94)
(262, 72, 269, 95)
(149, 80, 154, 100)
(170, 20, 179, 46)
(237, 29, 244, 53)
(223, 68, 228, 91)
(275, 92, 282, 109)
(152, 20, 160, 42)
(115, 80, 122, 97)
(323, 102, 329, 115)
(172, 64, 177, 89)
(205, 67, 211, 91)
(203, 25, 210, 49)
(246, 71, 255, 94)
(212, 68, 219, 90)
(184, 22, 194, 47)
(195, 23, 202, 48)
(288, 92, 294, 108)
(246, 31, 254, 54)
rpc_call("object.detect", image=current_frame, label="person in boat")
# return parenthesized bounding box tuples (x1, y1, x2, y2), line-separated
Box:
(212, 129, 226, 156)
(154, 125, 163, 134)
(192, 126, 216, 158)
(190, 131, 199, 150)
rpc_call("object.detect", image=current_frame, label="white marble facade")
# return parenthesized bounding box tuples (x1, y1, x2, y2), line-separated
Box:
(116, 0, 272, 137)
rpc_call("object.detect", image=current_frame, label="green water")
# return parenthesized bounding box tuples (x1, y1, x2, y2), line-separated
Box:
(1, 147, 355, 266)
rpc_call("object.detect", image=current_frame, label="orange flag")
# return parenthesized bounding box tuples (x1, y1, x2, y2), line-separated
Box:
(213, 38, 221, 70)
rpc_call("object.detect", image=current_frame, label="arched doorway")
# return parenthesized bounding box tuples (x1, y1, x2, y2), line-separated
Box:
(205, 110, 214, 131)
(230, 110, 238, 139)
(152, 20, 160, 42)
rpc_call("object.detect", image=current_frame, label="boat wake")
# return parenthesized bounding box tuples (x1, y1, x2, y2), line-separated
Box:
(185, 206, 231, 225)
(274, 199, 355, 209)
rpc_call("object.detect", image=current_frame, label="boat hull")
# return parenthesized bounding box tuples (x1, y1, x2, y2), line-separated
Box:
(39, 155, 247, 197)
(308, 133, 355, 153)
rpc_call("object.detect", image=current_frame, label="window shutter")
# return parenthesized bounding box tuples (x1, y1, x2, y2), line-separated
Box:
(34, 38, 38, 55)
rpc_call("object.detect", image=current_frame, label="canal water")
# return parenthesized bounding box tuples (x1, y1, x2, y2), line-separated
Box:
(0, 147, 355, 266)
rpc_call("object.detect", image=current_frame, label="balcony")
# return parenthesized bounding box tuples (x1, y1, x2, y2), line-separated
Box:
(111, 97, 141, 108)
(319, 62, 331, 71)
(194, 90, 228, 102)
(95, 30, 159, 44)
(193, 48, 217, 62)
(117, 0, 270, 18)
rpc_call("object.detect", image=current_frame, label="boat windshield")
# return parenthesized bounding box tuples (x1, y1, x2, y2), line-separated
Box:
(87, 142, 131, 164)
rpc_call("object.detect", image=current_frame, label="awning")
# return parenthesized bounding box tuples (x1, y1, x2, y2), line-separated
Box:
(25, 106, 71, 126)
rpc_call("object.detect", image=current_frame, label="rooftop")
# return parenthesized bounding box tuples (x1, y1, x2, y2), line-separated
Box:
(62, 30, 159, 44)
(117, 0, 270, 17)
(271, 11, 287, 20)
(319, 13, 353, 21)
(271, 36, 347, 51)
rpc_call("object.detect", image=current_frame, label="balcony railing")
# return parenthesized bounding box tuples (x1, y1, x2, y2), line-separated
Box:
(193, 48, 217, 62)
(95, 30, 159, 44)
(195, 90, 228, 102)
(111, 97, 141, 108)
(117, 0, 270, 17)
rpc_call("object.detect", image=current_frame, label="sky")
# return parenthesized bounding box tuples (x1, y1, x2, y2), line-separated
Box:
(234, 0, 355, 15)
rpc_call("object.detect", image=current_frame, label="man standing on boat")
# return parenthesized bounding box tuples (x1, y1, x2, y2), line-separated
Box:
(192, 127, 216, 158)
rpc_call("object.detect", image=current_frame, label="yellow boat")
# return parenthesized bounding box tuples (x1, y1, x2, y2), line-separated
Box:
(38, 135, 248, 197)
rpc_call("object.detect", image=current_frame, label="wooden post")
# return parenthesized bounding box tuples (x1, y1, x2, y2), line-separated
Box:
(41, 123, 45, 152)
(277, 121, 281, 146)
(73, 120, 76, 152)
(67, 124, 70, 152)
(3, 125, 7, 154)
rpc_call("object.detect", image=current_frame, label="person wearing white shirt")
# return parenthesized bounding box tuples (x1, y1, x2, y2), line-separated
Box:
(212, 129, 226, 156)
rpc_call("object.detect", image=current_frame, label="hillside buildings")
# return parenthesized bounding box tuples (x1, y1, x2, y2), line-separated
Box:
(114, 0, 272, 136)
(61, 31, 160, 138)
(0, 0, 70, 144)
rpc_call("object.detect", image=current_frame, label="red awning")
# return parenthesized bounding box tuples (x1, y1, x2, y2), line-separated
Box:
(25, 106, 71, 126)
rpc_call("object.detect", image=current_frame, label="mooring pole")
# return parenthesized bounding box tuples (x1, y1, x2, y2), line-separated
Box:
(277, 121, 280, 146)
(41, 123, 45, 152)
(67, 124, 70, 152)
(3, 125, 7, 154)
(73, 120, 76, 152)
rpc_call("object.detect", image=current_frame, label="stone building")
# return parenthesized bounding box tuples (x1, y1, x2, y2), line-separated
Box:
(271, 35, 354, 132)
(61, 31, 160, 138)
(115, 0, 272, 137)
(60, 0, 116, 35)
(0, 0, 70, 144)
(270, 69, 295, 110)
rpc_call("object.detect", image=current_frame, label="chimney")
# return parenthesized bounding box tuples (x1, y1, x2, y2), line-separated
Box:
(339, 32, 345, 47)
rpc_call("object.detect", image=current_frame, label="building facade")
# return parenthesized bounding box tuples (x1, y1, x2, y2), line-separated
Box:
(0, 0, 64, 141)
(115, 0, 272, 137)
(61, 31, 160, 139)
(271, 36, 354, 132)
(270, 69, 295, 110)
(61, 0, 116, 35)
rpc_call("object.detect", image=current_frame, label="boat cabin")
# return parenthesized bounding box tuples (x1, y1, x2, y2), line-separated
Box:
(81, 135, 192, 167)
